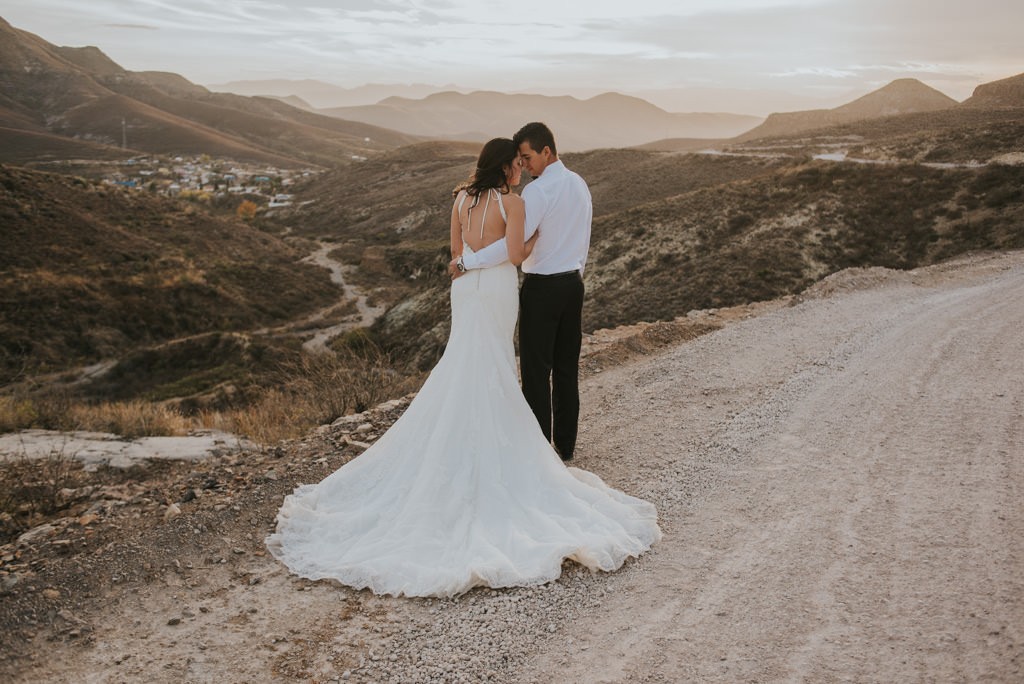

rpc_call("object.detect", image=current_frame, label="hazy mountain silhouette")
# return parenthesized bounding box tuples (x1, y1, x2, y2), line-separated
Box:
(207, 79, 460, 109)
(320, 90, 762, 151)
(0, 16, 418, 166)
(212, 80, 849, 119)
(736, 79, 958, 142)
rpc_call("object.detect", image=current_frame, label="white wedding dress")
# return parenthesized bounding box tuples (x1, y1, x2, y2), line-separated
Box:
(266, 190, 661, 597)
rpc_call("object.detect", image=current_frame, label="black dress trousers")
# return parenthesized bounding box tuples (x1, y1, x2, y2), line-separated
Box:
(518, 271, 584, 460)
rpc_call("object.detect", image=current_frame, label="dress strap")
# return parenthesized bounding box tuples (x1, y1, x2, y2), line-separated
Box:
(479, 190, 492, 240)
(495, 189, 507, 222)
(463, 188, 506, 241)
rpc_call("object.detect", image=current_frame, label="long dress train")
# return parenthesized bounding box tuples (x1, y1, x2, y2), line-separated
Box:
(266, 245, 661, 598)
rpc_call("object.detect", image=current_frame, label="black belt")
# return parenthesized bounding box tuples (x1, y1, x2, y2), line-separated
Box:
(523, 269, 580, 280)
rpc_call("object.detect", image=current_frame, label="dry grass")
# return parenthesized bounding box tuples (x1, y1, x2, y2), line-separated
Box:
(227, 343, 418, 447)
(0, 393, 192, 438)
(66, 400, 192, 439)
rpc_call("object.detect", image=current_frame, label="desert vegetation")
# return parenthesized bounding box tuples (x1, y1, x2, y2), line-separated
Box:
(309, 147, 1024, 374)
(2, 73, 1023, 455)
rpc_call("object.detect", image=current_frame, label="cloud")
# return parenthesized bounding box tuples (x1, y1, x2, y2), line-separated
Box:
(1, 0, 1021, 105)
(103, 23, 159, 30)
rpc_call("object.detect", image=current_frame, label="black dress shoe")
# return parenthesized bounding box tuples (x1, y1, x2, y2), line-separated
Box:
(555, 446, 573, 462)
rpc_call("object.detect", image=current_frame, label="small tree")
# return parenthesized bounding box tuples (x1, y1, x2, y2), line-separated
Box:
(236, 199, 258, 221)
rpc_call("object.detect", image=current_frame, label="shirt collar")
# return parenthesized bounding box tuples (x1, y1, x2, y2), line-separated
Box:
(540, 159, 566, 179)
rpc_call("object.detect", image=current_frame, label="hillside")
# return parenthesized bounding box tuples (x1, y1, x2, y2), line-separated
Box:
(584, 161, 1024, 328)
(269, 145, 798, 367)
(320, 91, 761, 151)
(735, 78, 957, 142)
(961, 72, 1024, 108)
(382, 159, 1022, 370)
(287, 143, 794, 243)
(265, 124, 1024, 372)
(0, 164, 340, 387)
(0, 17, 418, 167)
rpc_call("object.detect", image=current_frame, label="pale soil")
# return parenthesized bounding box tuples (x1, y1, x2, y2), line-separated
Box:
(4, 249, 1023, 683)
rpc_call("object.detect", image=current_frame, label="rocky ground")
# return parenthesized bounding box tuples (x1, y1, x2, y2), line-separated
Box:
(1, 250, 1022, 683)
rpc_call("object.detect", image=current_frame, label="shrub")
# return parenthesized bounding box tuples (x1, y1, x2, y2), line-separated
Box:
(236, 199, 259, 220)
(226, 341, 414, 447)
(67, 400, 189, 439)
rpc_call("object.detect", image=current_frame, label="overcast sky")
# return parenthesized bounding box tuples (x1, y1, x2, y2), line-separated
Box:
(4, 0, 1023, 114)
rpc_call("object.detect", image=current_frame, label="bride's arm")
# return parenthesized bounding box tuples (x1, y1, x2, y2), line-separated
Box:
(506, 195, 528, 266)
(450, 193, 463, 259)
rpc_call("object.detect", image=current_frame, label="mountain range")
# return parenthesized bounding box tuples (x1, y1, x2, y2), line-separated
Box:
(4, 15, 1013, 162)
(0, 17, 418, 167)
(735, 78, 958, 142)
(206, 79, 855, 119)
(319, 91, 761, 151)
(644, 74, 1024, 153)
(206, 79, 463, 109)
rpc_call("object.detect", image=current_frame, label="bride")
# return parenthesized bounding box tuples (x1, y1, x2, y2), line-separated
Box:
(266, 138, 661, 598)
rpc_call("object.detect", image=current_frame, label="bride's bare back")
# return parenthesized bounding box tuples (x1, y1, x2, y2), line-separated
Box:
(456, 188, 522, 253)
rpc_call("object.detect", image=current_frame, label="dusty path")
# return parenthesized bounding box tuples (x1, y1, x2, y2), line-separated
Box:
(7, 251, 1022, 683)
(252, 240, 385, 354)
(299, 241, 385, 354)
(523, 250, 1024, 682)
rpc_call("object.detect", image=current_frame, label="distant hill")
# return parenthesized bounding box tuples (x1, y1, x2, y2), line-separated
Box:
(319, 91, 762, 151)
(286, 142, 793, 244)
(961, 72, 1024, 109)
(0, 164, 339, 385)
(735, 79, 957, 142)
(207, 79, 459, 109)
(0, 17, 419, 166)
(711, 72, 1024, 166)
(264, 95, 315, 111)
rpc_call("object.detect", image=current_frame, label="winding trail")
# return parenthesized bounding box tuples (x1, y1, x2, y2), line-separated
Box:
(298, 241, 385, 354)
(250, 240, 385, 354)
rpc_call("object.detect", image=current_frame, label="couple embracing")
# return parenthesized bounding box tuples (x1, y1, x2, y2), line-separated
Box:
(267, 123, 661, 598)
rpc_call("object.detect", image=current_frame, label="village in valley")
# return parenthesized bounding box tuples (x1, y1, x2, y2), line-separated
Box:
(96, 155, 323, 209)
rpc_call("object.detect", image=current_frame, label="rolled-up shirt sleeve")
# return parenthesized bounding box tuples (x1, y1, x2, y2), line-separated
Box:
(460, 238, 509, 270)
(522, 183, 544, 240)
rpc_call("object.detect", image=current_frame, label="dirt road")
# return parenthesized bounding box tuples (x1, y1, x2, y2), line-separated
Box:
(524, 250, 1024, 682)
(8, 250, 1022, 682)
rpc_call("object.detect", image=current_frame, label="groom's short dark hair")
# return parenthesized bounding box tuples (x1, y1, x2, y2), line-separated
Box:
(513, 122, 557, 157)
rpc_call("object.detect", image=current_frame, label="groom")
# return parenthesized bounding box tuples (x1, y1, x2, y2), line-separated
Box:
(451, 122, 593, 461)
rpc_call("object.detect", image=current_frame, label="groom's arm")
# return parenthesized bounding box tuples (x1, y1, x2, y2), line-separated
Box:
(460, 238, 509, 270)
(448, 238, 509, 278)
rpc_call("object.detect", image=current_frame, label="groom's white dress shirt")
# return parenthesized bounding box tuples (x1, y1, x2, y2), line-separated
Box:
(460, 160, 592, 274)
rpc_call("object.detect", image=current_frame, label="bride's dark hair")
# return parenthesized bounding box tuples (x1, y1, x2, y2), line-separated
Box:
(452, 137, 516, 201)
